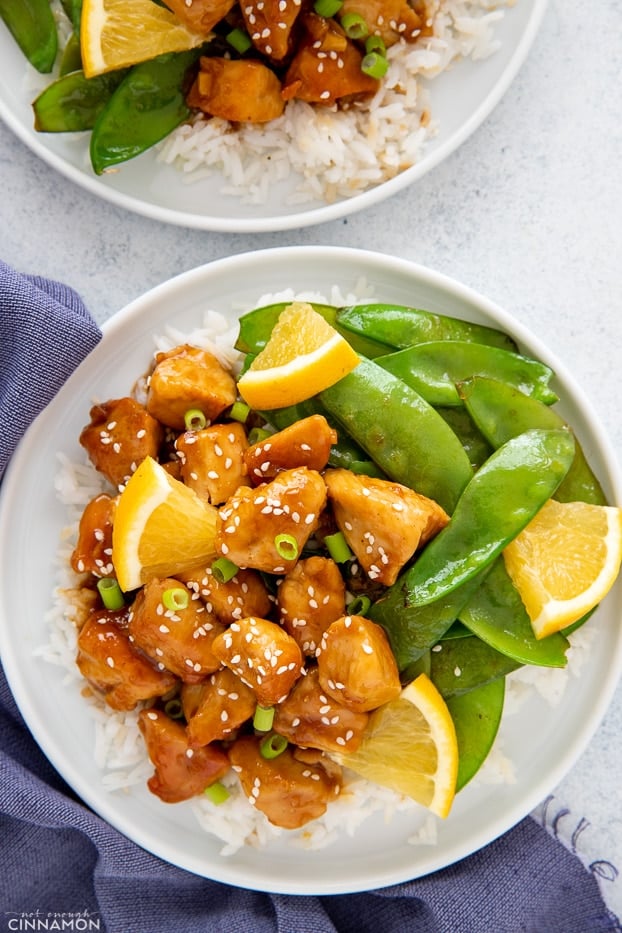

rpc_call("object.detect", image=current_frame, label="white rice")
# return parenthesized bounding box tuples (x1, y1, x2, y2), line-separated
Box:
(157, 0, 510, 204)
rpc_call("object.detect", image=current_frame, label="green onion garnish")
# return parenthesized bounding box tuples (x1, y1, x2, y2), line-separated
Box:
(340, 11, 368, 39)
(162, 587, 189, 611)
(324, 531, 353, 563)
(211, 556, 239, 584)
(253, 704, 275, 732)
(97, 577, 125, 611)
(226, 27, 253, 54)
(204, 781, 231, 805)
(314, 0, 343, 16)
(229, 400, 250, 423)
(184, 408, 207, 431)
(347, 594, 372, 616)
(248, 426, 272, 445)
(274, 533, 299, 560)
(361, 51, 388, 78)
(164, 698, 184, 720)
(364, 34, 386, 56)
(260, 733, 288, 760)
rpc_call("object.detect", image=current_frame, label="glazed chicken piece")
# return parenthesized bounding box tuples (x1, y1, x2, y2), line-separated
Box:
(211, 616, 304, 706)
(70, 493, 117, 578)
(243, 415, 337, 485)
(317, 614, 401, 712)
(215, 467, 327, 574)
(187, 58, 285, 123)
(324, 468, 449, 585)
(146, 344, 237, 431)
(79, 397, 164, 490)
(175, 422, 250, 505)
(128, 578, 226, 683)
(181, 667, 257, 747)
(138, 708, 229, 803)
(273, 666, 368, 754)
(229, 734, 341, 829)
(239, 0, 303, 62)
(282, 12, 379, 105)
(176, 565, 273, 624)
(162, 0, 236, 34)
(339, 0, 428, 47)
(76, 609, 177, 711)
(277, 556, 346, 656)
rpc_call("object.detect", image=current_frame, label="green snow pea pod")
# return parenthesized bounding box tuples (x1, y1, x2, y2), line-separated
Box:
(402, 428, 576, 606)
(335, 304, 518, 352)
(236, 302, 389, 358)
(33, 70, 126, 132)
(446, 678, 505, 791)
(376, 341, 558, 408)
(58, 31, 82, 76)
(0, 0, 58, 72)
(436, 407, 492, 471)
(320, 357, 474, 513)
(459, 376, 607, 505)
(459, 557, 569, 667)
(429, 634, 521, 698)
(90, 50, 201, 175)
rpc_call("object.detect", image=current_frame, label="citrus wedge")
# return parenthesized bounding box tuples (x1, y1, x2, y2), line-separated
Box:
(236, 302, 360, 410)
(111, 456, 218, 592)
(81, 0, 206, 78)
(503, 498, 622, 639)
(331, 673, 458, 818)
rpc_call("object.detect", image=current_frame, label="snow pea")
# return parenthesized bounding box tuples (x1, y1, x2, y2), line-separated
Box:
(429, 634, 522, 698)
(459, 557, 569, 667)
(319, 357, 474, 513)
(335, 304, 518, 352)
(446, 678, 505, 791)
(90, 50, 202, 175)
(33, 70, 126, 132)
(0, 0, 58, 72)
(436, 407, 492, 471)
(459, 376, 607, 505)
(59, 32, 81, 76)
(376, 341, 558, 408)
(402, 428, 576, 606)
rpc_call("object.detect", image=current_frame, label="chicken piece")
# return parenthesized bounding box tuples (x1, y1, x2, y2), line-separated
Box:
(187, 58, 285, 123)
(176, 565, 273, 624)
(317, 614, 401, 712)
(282, 12, 379, 105)
(175, 422, 250, 505)
(162, 0, 236, 34)
(138, 708, 229, 803)
(70, 493, 117, 578)
(229, 734, 341, 829)
(79, 397, 164, 490)
(339, 0, 428, 47)
(181, 667, 256, 747)
(240, 0, 303, 62)
(273, 666, 368, 754)
(211, 616, 304, 706)
(215, 467, 327, 574)
(128, 578, 226, 683)
(277, 556, 345, 656)
(146, 344, 237, 432)
(243, 415, 337, 485)
(324, 468, 449, 586)
(76, 609, 177, 711)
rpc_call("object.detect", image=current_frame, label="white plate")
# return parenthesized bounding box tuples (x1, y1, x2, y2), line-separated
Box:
(1, 246, 621, 895)
(0, 1, 547, 232)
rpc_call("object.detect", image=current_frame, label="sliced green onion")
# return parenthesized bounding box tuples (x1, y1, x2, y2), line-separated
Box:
(340, 11, 368, 39)
(274, 533, 299, 561)
(260, 733, 288, 759)
(184, 408, 207, 431)
(226, 27, 253, 54)
(164, 698, 184, 720)
(253, 704, 275, 732)
(248, 426, 272, 445)
(314, 0, 343, 16)
(211, 556, 239, 584)
(324, 531, 353, 563)
(204, 781, 231, 805)
(229, 400, 250, 423)
(347, 594, 372, 616)
(364, 34, 386, 56)
(162, 587, 189, 611)
(97, 577, 125, 611)
(361, 51, 388, 78)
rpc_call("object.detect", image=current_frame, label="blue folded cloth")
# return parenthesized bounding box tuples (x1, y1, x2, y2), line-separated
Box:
(0, 259, 618, 933)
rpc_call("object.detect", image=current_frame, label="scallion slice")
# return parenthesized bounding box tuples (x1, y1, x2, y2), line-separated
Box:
(361, 51, 388, 78)
(211, 556, 239, 583)
(164, 698, 184, 720)
(253, 704, 275, 732)
(340, 11, 368, 39)
(204, 781, 231, 805)
(314, 0, 343, 16)
(260, 733, 288, 759)
(364, 34, 386, 56)
(274, 533, 299, 560)
(184, 408, 207, 431)
(324, 531, 353, 563)
(226, 27, 253, 54)
(248, 426, 272, 446)
(229, 400, 250, 423)
(162, 587, 189, 611)
(347, 594, 372, 616)
(97, 577, 125, 611)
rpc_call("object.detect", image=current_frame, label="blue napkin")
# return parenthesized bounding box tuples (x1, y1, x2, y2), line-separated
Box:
(0, 259, 619, 933)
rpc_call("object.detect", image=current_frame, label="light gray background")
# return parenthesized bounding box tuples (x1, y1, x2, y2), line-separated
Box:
(1, 0, 621, 918)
